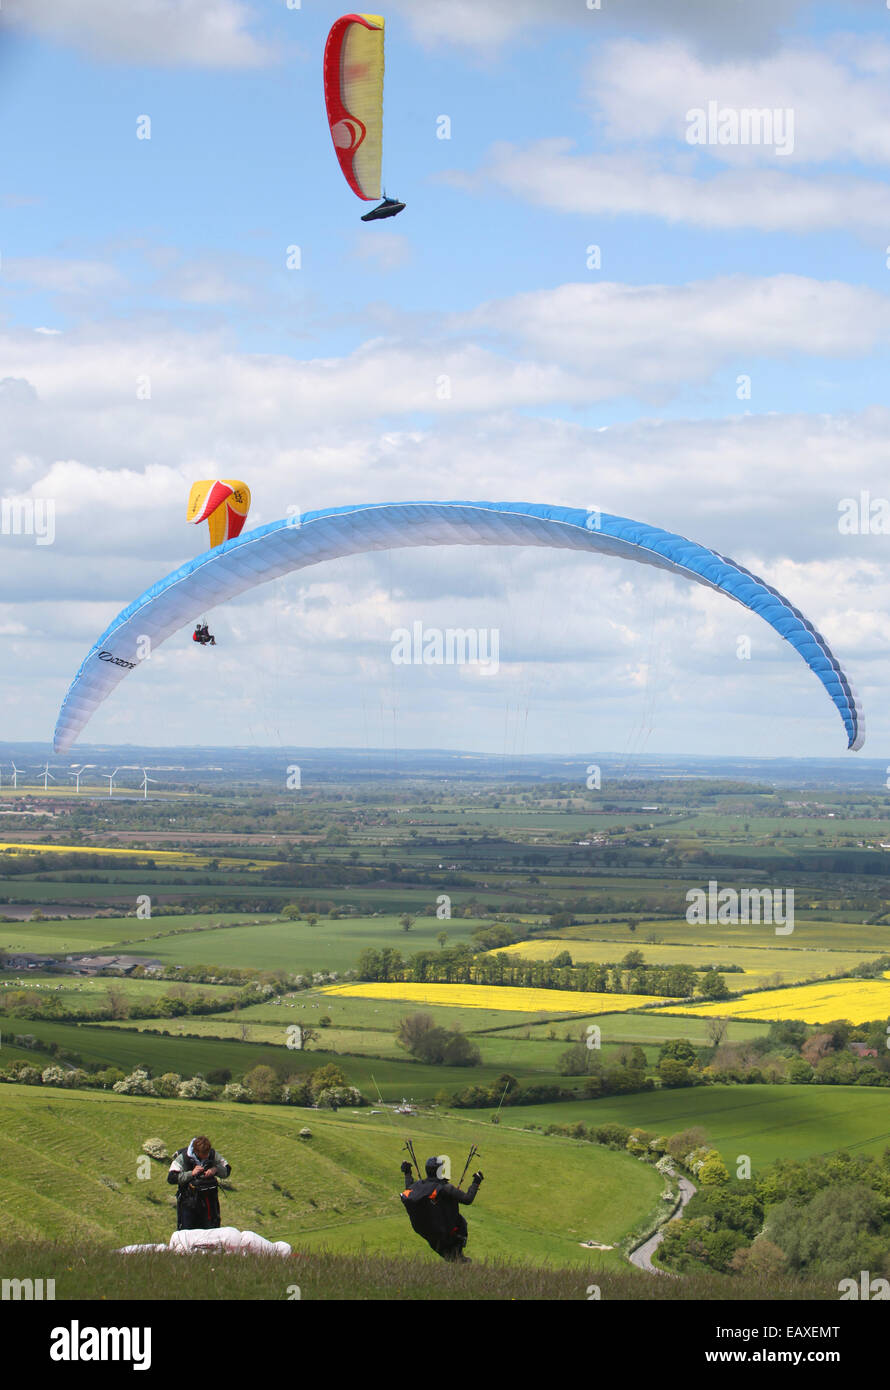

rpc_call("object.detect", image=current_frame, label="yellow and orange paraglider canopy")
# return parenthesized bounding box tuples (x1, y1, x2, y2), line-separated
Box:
(187, 480, 251, 549)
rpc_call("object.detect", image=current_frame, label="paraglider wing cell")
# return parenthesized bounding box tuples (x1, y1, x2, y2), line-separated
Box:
(52, 501, 864, 754)
(324, 14, 385, 202)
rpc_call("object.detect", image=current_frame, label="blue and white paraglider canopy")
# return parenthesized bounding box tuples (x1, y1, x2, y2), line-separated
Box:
(52, 500, 864, 753)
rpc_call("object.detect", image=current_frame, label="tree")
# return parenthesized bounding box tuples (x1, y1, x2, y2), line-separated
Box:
(400, 914, 414, 933)
(767, 1184, 888, 1282)
(443, 1032, 481, 1067)
(802, 1032, 836, 1066)
(153, 1072, 182, 1098)
(730, 1238, 788, 1279)
(112, 1068, 156, 1096)
(396, 1013, 437, 1054)
(105, 981, 130, 1020)
(659, 1039, 697, 1067)
(698, 972, 729, 1000)
(177, 1076, 213, 1100)
(697, 1152, 730, 1186)
(666, 1127, 707, 1162)
(310, 1063, 347, 1098)
(658, 1057, 694, 1088)
(294, 1021, 319, 1049)
(559, 1043, 589, 1076)
(222, 1082, 252, 1102)
(437, 932, 448, 948)
(243, 1065, 282, 1103)
(705, 1018, 729, 1049)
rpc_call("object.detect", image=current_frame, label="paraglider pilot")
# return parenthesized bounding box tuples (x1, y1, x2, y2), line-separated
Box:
(400, 1156, 484, 1263)
(168, 1135, 231, 1229)
(193, 622, 216, 646)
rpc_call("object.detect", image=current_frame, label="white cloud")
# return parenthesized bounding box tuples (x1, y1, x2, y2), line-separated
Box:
(389, 0, 814, 57)
(455, 139, 890, 232)
(590, 39, 890, 166)
(5, 0, 275, 68)
(7, 257, 128, 296)
(456, 276, 890, 388)
(1, 291, 887, 753)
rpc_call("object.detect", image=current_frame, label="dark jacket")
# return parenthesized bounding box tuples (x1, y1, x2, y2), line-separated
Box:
(400, 1172, 481, 1258)
(167, 1144, 232, 1230)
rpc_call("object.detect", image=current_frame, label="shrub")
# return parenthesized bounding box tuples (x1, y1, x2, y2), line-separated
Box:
(222, 1083, 251, 1103)
(113, 1068, 156, 1097)
(177, 1077, 213, 1100)
(152, 1072, 182, 1098)
(315, 1085, 364, 1109)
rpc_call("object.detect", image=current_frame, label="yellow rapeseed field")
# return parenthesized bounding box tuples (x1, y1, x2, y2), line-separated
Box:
(668, 977, 890, 1025)
(321, 982, 662, 1013)
(0, 842, 276, 870)
(0, 842, 187, 860)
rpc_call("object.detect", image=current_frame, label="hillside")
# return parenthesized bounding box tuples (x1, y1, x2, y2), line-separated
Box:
(0, 1085, 662, 1268)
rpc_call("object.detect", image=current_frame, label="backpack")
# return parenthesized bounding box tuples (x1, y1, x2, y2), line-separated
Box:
(400, 1179, 456, 1244)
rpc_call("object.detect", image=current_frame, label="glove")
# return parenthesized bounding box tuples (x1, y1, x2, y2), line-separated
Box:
(400, 1161, 413, 1176)
(472, 1170, 484, 1185)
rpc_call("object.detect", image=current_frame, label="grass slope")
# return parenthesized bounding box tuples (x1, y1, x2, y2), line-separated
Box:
(488, 1084, 890, 1169)
(0, 1086, 661, 1269)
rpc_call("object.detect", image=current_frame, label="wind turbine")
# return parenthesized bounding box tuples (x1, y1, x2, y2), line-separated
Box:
(10, 763, 21, 790)
(70, 765, 96, 794)
(104, 768, 121, 797)
(139, 769, 158, 800)
(38, 762, 56, 791)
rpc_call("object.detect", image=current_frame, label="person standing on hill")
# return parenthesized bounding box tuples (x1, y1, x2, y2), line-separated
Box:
(168, 1134, 231, 1230)
(400, 1156, 484, 1262)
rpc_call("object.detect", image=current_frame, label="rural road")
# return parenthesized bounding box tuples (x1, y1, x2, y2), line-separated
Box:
(629, 1176, 696, 1274)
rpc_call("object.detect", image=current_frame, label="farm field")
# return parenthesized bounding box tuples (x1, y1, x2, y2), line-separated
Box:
(666, 976, 890, 1025)
(0, 1084, 662, 1266)
(554, 918, 888, 952)
(96, 1013, 645, 1070)
(493, 1012, 767, 1046)
(135, 915, 484, 973)
(491, 1084, 890, 1169)
(218, 992, 566, 1032)
(4, 758, 890, 1304)
(0, 842, 277, 869)
(0, 913, 282, 954)
(0, 1013, 574, 1099)
(493, 937, 872, 991)
(321, 981, 664, 1013)
(0, 973, 238, 1013)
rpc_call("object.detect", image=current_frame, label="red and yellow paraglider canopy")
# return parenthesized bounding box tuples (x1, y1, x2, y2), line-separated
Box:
(187, 480, 251, 549)
(324, 14, 405, 221)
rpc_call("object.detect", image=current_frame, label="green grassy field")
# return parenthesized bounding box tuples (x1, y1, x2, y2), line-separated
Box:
(494, 1012, 766, 1046)
(0, 912, 282, 954)
(0, 1015, 577, 1099)
(125, 915, 483, 973)
(0, 1085, 662, 1267)
(0, 973, 238, 1013)
(489, 1085, 890, 1170)
(556, 918, 887, 952)
(101, 1014, 640, 1071)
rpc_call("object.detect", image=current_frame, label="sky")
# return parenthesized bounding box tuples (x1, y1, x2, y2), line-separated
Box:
(1, 0, 890, 763)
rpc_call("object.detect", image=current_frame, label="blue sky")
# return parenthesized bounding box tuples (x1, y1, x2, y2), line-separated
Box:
(2, 0, 890, 763)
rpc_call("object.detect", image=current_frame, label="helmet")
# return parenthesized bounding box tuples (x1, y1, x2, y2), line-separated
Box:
(425, 1157, 441, 1178)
